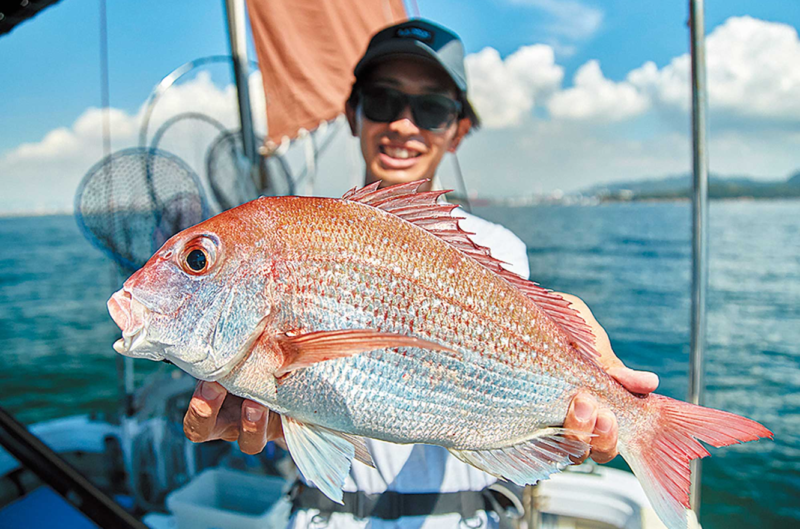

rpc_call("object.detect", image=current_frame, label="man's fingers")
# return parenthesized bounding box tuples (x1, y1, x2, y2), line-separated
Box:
(184, 381, 227, 443)
(607, 366, 659, 395)
(216, 395, 246, 442)
(266, 411, 285, 443)
(589, 410, 618, 464)
(183, 385, 271, 453)
(563, 394, 598, 464)
(237, 401, 268, 455)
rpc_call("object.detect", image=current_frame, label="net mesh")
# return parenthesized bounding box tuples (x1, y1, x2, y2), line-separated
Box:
(74, 148, 209, 273)
(206, 129, 293, 212)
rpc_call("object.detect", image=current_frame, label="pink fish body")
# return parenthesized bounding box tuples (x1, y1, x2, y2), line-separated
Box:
(108, 182, 771, 529)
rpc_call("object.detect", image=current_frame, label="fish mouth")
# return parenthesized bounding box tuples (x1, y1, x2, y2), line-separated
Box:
(108, 289, 164, 361)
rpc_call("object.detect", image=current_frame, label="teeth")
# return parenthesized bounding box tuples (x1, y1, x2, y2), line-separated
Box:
(383, 147, 418, 159)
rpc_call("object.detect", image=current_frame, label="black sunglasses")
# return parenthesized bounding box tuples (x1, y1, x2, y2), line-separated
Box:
(358, 86, 462, 132)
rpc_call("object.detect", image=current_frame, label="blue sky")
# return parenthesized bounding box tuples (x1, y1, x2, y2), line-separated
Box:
(2, 0, 799, 212)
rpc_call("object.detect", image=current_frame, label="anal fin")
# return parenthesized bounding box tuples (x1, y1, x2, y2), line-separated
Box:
(448, 428, 589, 486)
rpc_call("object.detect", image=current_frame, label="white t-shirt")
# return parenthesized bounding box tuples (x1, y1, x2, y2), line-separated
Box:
(288, 210, 530, 529)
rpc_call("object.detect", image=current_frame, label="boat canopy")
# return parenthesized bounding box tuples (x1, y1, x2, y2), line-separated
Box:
(246, 0, 406, 152)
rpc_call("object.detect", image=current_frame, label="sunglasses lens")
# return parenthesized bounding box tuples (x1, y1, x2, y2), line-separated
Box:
(360, 87, 460, 131)
(414, 95, 459, 131)
(360, 87, 405, 123)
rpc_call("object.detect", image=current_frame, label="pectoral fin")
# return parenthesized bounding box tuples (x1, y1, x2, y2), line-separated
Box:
(275, 329, 456, 377)
(448, 428, 589, 486)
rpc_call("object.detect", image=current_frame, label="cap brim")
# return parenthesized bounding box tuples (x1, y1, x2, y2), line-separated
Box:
(354, 39, 467, 93)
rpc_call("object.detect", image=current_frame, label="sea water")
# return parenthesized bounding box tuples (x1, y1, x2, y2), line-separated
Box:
(0, 200, 797, 528)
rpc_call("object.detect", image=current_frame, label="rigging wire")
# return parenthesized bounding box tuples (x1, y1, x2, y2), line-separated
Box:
(407, 0, 421, 18)
(451, 153, 472, 212)
(99, 0, 111, 161)
(99, 0, 137, 428)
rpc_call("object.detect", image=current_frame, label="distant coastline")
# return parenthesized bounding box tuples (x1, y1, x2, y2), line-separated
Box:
(584, 170, 800, 203)
(0, 208, 73, 219)
(461, 194, 800, 208)
(4, 171, 799, 216)
(461, 170, 800, 207)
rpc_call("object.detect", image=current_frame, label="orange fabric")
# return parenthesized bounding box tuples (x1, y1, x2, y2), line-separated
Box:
(246, 0, 407, 150)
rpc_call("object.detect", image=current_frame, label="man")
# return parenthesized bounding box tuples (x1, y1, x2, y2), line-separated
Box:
(183, 19, 659, 528)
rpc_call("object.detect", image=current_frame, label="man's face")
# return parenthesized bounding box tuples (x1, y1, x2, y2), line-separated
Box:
(348, 58, 471, 188)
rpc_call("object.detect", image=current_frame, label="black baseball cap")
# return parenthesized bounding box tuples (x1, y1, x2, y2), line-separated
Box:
(354, 18, 480, 127)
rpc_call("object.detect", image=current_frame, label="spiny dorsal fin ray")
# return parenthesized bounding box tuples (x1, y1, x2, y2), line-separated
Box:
(342, 179, 600, 362)
(343, 180, 430, 203)
(342, 181, 381, 201)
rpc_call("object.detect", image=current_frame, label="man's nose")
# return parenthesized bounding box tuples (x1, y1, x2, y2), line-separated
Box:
(389, 105, 421, 134)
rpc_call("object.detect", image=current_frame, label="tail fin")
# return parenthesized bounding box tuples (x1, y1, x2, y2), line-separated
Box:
(619, 394, 772, 529)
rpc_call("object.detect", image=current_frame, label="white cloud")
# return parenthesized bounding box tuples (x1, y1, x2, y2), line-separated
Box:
(0, 71, 267, 214)
(519, 16, 800, 126)
(448, 121, 689, 197)
(629, 16, 800, 121)
(508, 0, 604, 40)
(453, 120, 800, 198)
(465, 45, 563, 128)
(2, 16, 799, 214)
(547, 60, 650, 121)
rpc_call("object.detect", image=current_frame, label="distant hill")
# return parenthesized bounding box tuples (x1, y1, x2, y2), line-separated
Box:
(584, 172, 800, 201)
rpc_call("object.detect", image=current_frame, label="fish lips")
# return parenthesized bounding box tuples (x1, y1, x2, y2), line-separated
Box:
(108, 289, 165, 362)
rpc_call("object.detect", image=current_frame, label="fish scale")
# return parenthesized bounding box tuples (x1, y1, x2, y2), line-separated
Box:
(108, 181, 772, 528)
(269, 242, 583, 448)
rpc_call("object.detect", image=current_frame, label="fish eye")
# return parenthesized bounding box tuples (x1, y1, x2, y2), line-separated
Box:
(186, 249, 207, 271)
(179, 235, 218, 276)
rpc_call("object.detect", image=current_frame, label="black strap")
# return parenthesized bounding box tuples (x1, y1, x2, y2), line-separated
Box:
(291, 482, 491, 520)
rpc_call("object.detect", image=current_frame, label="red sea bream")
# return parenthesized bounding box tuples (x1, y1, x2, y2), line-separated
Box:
(107, 181, 772, 529)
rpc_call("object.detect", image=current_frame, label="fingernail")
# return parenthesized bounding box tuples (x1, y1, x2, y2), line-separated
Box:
(201, 382, 223, 400)
(245, 406, 264, 423)
(596, 412, 613, 433)
(575, 398, 593, 422)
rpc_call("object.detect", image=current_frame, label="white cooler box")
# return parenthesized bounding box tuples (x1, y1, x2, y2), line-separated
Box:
(166, 468, 291, 529)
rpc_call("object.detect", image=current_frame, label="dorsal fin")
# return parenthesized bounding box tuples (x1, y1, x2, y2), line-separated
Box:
(342, 180, 600, 362)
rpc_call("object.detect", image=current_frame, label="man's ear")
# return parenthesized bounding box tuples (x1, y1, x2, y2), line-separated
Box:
(447, 118, 472, 153)
(345, 102, 358, 137)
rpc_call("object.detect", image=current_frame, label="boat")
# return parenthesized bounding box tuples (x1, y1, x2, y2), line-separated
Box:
(0, 1, 714, 528)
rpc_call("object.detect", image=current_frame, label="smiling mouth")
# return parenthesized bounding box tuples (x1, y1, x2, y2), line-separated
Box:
(380, 146, 421, 159)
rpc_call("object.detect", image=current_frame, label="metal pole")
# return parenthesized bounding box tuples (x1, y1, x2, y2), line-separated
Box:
(0, 406, 148, 529)
(223, 0, 259, 181)
(688, 0, 709, 516)
(523, 485, 541, 529)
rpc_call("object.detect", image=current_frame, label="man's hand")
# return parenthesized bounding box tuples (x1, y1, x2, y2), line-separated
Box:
(183, 381, 282, 455)
(558, 293, 659, 464)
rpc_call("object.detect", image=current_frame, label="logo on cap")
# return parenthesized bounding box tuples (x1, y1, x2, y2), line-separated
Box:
(395, 26, 434, 44)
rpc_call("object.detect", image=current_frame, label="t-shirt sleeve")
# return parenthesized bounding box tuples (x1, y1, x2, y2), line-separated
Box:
(456, 209, 530, 281)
